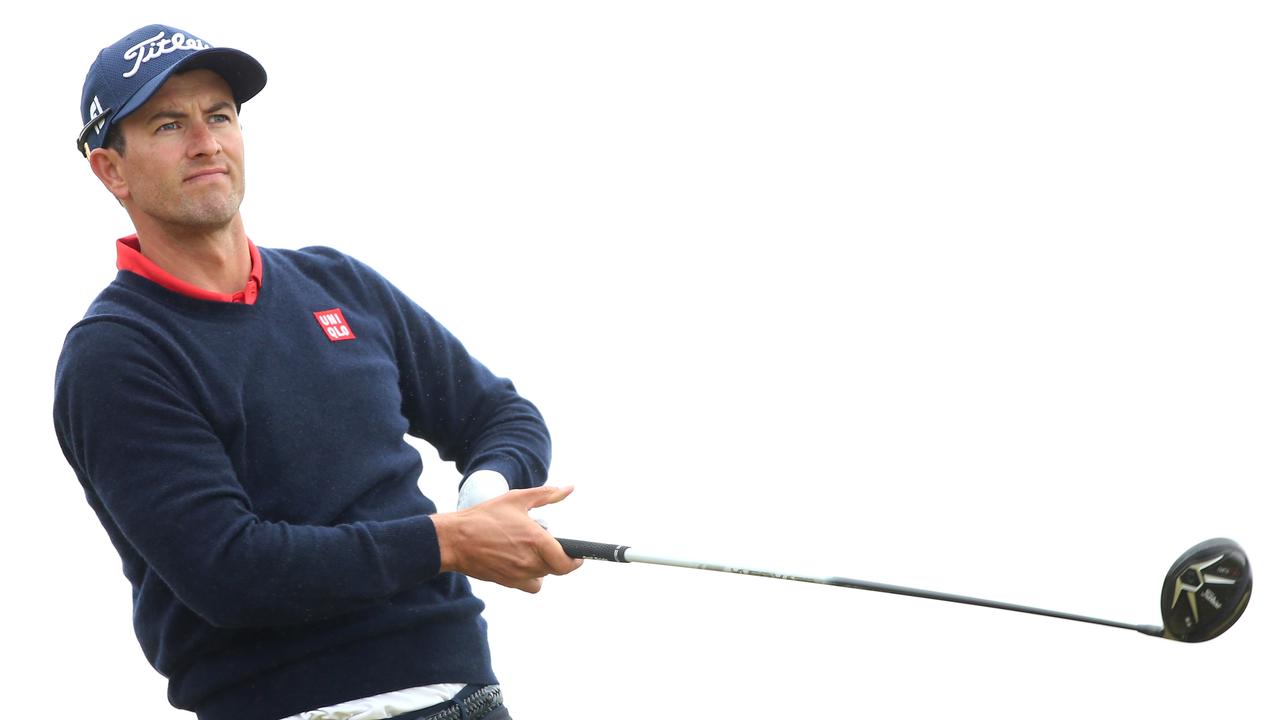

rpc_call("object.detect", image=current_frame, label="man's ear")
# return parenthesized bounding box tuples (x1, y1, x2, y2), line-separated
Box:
(88, 147, 130, 202)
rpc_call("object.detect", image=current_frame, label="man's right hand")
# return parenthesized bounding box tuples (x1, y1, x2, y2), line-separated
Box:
(431, 485, 583, 593)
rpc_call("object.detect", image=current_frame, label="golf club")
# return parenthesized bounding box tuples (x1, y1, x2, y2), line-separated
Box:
(557, 536, 1251, 642)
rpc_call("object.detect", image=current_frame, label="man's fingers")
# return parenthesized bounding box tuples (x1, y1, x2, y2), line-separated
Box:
(532, 531, 584, 576)
(552, 555, 585, 576)
(514, 484, 574, 510)
(521, 486, 580, 574)
(509, 577, 543, 594)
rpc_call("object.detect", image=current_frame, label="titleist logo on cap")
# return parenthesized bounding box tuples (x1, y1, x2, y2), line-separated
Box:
(122, 31, 211, 78)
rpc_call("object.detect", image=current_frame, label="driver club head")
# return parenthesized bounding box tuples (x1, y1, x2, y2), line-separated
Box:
(1161, 538, 1252, 643)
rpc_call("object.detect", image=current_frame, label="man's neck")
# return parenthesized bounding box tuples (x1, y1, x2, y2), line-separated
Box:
(132, 215, 251, 295)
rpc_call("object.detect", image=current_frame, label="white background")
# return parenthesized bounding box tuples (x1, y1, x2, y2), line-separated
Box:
(4, 2, 1275, 718)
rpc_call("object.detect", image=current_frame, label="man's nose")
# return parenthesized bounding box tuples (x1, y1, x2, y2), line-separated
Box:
(187, 121, 221, 158)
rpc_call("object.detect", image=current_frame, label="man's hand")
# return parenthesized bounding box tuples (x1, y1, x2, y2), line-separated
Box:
(432, 485, 583, 593)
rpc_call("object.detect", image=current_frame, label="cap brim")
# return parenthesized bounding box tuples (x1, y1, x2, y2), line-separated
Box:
(114, 47, 267, 126)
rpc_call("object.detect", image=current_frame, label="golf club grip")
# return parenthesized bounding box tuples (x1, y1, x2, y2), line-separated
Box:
(558, 538, 630, 562)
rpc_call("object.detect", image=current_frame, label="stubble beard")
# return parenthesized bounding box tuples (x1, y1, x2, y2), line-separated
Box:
(145, 175, 245, 233)
(179, 186, 242, 229)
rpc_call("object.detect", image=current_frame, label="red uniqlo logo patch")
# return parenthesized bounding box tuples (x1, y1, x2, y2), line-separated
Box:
(313, 308, 357, 342)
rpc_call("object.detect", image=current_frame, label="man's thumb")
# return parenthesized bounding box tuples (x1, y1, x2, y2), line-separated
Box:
(522, 484, 574, 510)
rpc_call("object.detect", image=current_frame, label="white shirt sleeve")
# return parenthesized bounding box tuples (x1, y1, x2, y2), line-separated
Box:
(456, 470, 510, 510)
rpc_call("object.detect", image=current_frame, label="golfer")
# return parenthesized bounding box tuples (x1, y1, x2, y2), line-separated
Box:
(54, 24, 580, 720)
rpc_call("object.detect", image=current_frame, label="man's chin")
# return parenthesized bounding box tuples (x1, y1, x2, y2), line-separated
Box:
(130, 193, 244, 235)
(172, 198, 242, 230)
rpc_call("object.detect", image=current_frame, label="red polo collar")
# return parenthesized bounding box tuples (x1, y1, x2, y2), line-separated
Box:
(116, 235, 262, 305)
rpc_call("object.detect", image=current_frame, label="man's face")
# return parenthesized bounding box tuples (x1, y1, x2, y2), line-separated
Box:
(114, 69, 245, 232)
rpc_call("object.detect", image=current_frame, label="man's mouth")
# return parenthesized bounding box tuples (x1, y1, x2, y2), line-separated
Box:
(185, 168, 228, 182)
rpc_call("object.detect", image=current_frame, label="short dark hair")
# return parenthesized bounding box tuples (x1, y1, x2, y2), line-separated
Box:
(104, 124, 126, 155)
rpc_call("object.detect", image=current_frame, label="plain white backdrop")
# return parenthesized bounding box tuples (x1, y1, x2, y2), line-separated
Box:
(4, 2, 1275, 718)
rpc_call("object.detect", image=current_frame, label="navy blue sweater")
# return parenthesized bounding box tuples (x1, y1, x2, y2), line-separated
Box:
(53, 246, 551, 720)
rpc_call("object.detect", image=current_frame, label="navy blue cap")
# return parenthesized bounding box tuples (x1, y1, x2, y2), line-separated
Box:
(78, 24, 267, 157)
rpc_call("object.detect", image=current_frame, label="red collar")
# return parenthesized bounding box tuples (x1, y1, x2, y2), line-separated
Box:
(116, 235, 262, 305)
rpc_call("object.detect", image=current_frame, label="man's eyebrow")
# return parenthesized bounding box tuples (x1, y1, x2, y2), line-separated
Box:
(143, 108, 187, 125)
(142, 101, 235, 126)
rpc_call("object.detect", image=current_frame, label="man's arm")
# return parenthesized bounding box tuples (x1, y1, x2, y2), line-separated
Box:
(55, 321, 450, 628)
(380, 283, 580, 590)
(376, 276, 552, 494)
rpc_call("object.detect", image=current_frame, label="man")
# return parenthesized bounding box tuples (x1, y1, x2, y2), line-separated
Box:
(54, 24, 580, 720)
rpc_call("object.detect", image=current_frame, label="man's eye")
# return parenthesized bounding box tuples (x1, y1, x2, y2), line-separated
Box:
(210, 114, 232, 124)
(157, 121, 180, 132)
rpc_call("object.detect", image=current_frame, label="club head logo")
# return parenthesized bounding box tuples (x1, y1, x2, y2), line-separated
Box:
(1168, 554, 1235, 626)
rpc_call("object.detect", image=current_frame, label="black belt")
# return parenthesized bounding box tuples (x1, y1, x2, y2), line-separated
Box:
(406, 685, 503, 720)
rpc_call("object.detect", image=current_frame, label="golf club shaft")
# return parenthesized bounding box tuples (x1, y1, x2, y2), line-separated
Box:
(557, 538, 1165, 638)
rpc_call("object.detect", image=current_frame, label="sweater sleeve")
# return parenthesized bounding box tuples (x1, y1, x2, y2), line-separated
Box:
(369, 268, 552, 492)
(53, 320, 442, 629)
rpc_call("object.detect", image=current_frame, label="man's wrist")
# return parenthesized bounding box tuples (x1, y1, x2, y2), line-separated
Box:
(431, 512, 460, 574)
